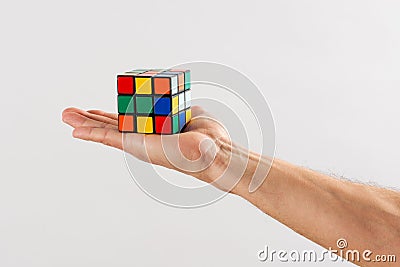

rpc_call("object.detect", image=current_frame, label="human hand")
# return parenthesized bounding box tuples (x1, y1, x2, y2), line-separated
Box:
(62, 106, 252, 193)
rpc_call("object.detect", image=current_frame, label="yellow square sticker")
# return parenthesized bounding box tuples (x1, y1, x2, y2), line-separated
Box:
(135, 77, 152, 94)
(186, 109, 191, 122)
(172, 96, 178, 114)
(137, 116, 153, 133)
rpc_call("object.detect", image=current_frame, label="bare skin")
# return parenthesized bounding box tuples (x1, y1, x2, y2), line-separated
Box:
(62, 106, 400, 266)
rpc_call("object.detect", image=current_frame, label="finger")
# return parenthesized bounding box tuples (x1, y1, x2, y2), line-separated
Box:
(63, 111, 117, 129)
(71, 126, 175, 166)
(87, 110, 118, 121)
(191, 106, 207, 117)
(63, 107, 118, 126)
(64, 107, 118, 126)
(73, 127, 123, 150)
(71, 127, 163, 165)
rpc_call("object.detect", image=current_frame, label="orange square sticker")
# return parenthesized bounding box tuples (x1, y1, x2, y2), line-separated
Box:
(154, 77, 171, 95)
(118, 115, 134, 132)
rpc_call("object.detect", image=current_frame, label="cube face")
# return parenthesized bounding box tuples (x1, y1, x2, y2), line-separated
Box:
(117, 68, 191, 134)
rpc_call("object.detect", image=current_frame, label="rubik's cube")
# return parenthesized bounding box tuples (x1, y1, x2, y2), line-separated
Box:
(117, 69, 191, 134)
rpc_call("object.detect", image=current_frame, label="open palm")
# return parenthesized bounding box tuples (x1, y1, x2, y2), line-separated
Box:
(62, 106, 231, 184)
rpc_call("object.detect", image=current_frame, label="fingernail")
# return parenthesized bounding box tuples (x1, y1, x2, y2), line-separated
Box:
(72, 129, 82, 138)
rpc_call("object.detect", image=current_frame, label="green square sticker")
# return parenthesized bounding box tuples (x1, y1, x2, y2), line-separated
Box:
(184, 71, 191, 90)
(172, 115, 179, 133)
(136, 96, 153, 114)
(118, 95, 134, 113)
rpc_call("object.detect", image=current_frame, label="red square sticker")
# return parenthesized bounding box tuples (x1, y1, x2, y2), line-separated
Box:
(155, 116, 171, 134)
(117, 76, 134, 94)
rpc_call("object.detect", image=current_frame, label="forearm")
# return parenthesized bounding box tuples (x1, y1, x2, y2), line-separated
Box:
(228, 147, 400, 265)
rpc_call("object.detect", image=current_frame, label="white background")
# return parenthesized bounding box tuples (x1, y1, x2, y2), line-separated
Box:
(1, 0, 399, 266)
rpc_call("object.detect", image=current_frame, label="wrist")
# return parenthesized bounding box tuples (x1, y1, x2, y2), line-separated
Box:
(207, 138, 274, 197)
(232, 149, 274, 199)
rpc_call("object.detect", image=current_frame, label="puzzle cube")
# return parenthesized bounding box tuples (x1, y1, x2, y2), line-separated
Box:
(117, 69, 191, 134)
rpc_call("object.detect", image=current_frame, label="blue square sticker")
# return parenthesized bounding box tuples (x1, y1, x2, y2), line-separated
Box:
(179, 111, 186, 130)
(154, 97, 171, 115)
